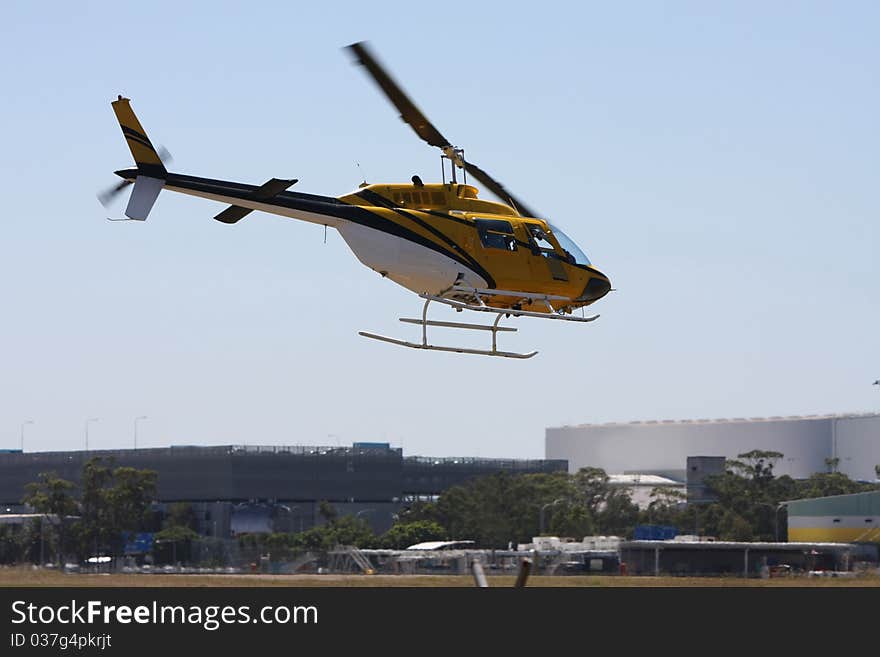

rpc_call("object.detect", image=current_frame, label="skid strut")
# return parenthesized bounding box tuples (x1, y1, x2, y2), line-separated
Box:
(359, 296, 537, 359)
(359, 285, 600, 358)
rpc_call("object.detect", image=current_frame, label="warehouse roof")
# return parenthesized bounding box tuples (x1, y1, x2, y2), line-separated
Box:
(785, 490, 880, 516)
(608, 474, 681, 486)
(553, 412, 880, 430)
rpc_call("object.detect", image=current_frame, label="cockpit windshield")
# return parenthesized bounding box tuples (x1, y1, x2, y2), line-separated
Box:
(548, 223, 591, 265)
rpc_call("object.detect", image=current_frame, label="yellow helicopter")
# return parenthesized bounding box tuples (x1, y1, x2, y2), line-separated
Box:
(99, 42, 611, 359)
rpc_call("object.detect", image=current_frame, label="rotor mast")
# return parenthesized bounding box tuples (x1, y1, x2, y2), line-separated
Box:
(441, 146, 467, 186)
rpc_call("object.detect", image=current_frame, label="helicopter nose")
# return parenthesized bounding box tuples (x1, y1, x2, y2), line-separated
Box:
(577, 275, 611, 303)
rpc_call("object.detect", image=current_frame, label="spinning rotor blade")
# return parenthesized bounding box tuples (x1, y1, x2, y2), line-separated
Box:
(462, 161, 539, 220)
(96, 179, 133, 208)
(347, 41, 451, 149)
(97, 146, 168, 214)
(156, 145, 174, 167)
(346, 41, 543, 219)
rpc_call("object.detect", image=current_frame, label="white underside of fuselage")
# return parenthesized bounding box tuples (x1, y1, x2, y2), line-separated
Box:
(335, 222, 487, 295)
(165, 184, 488, 296)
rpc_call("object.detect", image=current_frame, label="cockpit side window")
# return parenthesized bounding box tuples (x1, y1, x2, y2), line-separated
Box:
(475, 218, 517, 252)
(526, 224, 556, 255)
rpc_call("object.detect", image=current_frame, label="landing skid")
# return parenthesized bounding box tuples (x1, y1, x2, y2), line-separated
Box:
(359, 286, 599, 359)
(358, 331, 537, 359)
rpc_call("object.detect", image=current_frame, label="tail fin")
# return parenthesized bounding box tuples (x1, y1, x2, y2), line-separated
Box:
(111, 96, 167, 178)
(111, 96, 166, 220)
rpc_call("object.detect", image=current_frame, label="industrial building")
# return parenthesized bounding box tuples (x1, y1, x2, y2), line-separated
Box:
(607, 474, 684, 509)
(786, 491, 880, 543)
(619, 539, 863, 576)
(546, 413, 880, 481)
(0, 443, 566, 537)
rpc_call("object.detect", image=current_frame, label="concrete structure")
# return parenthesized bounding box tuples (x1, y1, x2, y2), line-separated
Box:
(0, 444, 566, 537)
(547, 413, 880, 481)
(686, 456, 726, 504)
(787, 491, 880, 543)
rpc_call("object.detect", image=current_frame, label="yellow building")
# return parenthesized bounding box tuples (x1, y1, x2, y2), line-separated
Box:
(787, 491, 880, 543)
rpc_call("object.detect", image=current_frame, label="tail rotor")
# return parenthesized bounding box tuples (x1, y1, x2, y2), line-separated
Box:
(96, 179, 134, 209)
(97, 144, 171, 218)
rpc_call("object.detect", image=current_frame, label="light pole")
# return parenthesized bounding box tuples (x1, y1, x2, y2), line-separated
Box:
(356, 508, 375, 519)
(356, 508, 375, 527)
(539, 498, 564, 535)
(20, 420, 34, 452)
(84, 418, 99, 452)
(752, 502, 787, 542)
(278, 504, 299, 533)
(134, 416, 148, 450)
(775, 502, 788, 542)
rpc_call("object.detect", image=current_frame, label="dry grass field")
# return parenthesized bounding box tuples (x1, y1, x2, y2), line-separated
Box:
(2, 567, 879, 587)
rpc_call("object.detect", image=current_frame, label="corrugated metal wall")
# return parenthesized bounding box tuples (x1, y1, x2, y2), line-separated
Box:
(546, 414, 880, 481)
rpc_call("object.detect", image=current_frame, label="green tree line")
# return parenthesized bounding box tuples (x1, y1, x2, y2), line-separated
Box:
(0, 457, 157, 565)
(3, 450, 878, 564)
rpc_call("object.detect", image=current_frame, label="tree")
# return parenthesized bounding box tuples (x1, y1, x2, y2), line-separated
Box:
(717, 509, 753, 541)
(701, 451, 800, 540)
(0, 525, 28, 564)
(72, 457, 157, 559)
(393, 500, 442, 525)
(154, 502, 199, 564)
(164, 502, 198, 531)
(22, 471, 78, 564)
(106, 467, 158, 534)
(402, 468, 652, 547)
(293, 515, 375, 551)
(728, 450, 784, 483)
(572, 467, 612, 516)
(597, 490, 640, 537)
(432, 472, 580, 548)
(154, 525, 199, 564)
(547, 504, 595, 539)
(318, 500, 338, 523)
(642, 487, 687, 527)
(76, 458, 114, 558)
(796, 472, 873, 500)
(380, 520, 446, 549)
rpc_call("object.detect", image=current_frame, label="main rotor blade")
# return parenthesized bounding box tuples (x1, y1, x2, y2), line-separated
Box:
(463, 161, 540, 219)
(346, 41, 451, 149)
(347, 41, 543, 219)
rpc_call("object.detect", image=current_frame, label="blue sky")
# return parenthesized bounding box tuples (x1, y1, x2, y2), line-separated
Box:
(2, 1, 878, 458)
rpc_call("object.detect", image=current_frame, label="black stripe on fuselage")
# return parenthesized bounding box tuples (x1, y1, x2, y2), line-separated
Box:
(354, 190, 601, 278)
(353, 189, 490, 282)
(114, 169, 496, 287)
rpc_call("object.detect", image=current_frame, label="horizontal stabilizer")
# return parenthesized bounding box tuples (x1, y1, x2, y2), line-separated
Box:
(214, 178, 297, 223)
(125, 175, 165, 221)
(212, 205, 251, 225)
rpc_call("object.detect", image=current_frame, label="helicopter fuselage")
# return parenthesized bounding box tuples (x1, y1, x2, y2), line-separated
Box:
(114, 168, 611, 314)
